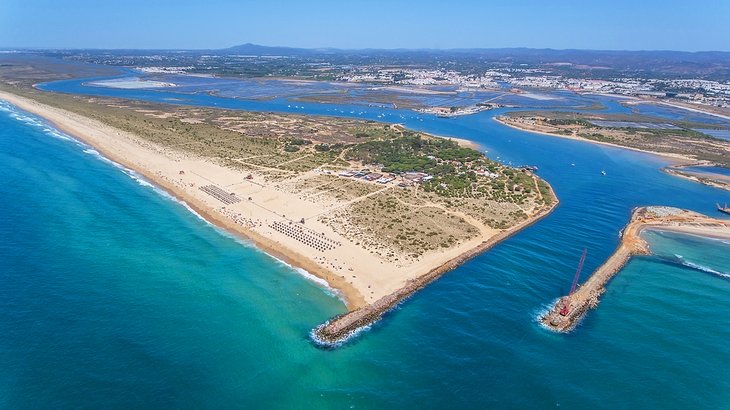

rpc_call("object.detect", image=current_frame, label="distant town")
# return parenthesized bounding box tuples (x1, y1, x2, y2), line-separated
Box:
(24, 45, 729, 110)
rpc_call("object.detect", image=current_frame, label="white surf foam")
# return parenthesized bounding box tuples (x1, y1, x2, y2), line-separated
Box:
(0, 99, 214, 225)
(270, 256, 345, 303)
(1, 99, 347, 304)
(79, 137, 343, 301)
(309, 320, 373, 349)
(674, 254, 730, 279)
(0, 101, 76, 142)
(534, 298, 560, 332)
(533, 297, 584, 334)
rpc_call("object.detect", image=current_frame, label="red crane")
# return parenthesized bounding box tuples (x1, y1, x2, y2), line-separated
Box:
(559, 248, 587, 316)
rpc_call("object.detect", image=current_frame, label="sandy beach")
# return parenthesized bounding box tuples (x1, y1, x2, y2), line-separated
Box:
(648, 224, 730, 240)
(0, 90, 366, 307)
(0, 90, 552, 313)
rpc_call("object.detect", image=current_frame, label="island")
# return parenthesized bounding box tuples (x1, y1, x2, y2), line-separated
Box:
(541, 206, 730, 332)
(495, 112, 730, 167)
(662, 162, 730, 192)
(0, 85, 557, 345)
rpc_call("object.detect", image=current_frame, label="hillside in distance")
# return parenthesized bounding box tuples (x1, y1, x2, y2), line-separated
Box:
(14, 43, 730, 81)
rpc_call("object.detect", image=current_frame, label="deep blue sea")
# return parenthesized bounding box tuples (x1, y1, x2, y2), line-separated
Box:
(1, 77, 729, 408)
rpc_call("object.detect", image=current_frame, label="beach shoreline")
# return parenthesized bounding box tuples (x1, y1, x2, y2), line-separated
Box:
(0, 90, 369, 307)
(0, 90, 555, 323)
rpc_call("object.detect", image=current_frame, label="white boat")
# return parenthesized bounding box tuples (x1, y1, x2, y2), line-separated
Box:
(718, 203, 730, 215)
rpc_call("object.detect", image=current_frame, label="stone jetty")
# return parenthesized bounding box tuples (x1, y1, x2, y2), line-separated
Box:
(541, 206, 730, 332)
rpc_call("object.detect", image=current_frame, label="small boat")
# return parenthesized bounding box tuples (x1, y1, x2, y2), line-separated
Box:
(718, 203, 730, 215)
(601, 170, 607, 176)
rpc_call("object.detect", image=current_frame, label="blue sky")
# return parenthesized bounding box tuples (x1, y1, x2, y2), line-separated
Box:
(1, 0, 729, 51)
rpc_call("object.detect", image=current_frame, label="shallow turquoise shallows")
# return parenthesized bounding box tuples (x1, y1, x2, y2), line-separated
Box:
(0, 89, 729, 408)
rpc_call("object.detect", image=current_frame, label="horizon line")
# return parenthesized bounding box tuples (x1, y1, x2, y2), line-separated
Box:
(2, 43, 730, 54)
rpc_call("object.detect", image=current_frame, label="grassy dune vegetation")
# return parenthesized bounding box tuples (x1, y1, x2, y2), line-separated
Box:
(1, 83, 552, 263)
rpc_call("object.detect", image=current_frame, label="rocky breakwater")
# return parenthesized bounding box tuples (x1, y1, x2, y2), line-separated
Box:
(312, 239, 497, 346)
(542, 206, 730, 332)
(313, 193, 560, 346)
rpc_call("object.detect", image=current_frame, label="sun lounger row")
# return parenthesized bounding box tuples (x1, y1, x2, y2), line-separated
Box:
(270, 221, 339, 252)
(199, 185, 241, 205)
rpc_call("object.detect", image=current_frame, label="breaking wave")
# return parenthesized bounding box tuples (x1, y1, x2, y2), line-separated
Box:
(1, 99, 350, 320)
(309, 320, 373, 349)
(271, 257, 345, 303)
(1, 99, 233, 241)
(674, 254, 730, 279)
(533, 298, 582, 333)
(0, 100, 75, 142)
(69, 113, 345, 303)
(533, 298, 559, 332)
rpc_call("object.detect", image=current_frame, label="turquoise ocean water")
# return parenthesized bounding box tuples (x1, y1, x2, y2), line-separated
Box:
(1, 80, 729, 408)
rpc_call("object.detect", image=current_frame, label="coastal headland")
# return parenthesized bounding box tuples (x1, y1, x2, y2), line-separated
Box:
(0, 87, 557, 344)
(541, 206, 730, 332)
